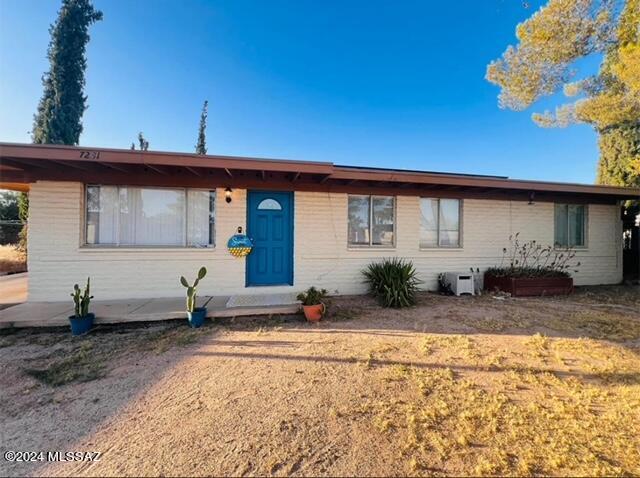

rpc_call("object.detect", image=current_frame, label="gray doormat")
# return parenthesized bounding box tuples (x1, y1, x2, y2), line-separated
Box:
(226, 292, 300, 308)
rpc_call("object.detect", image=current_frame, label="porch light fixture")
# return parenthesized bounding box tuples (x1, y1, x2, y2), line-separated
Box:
(225, 187, 233, 203)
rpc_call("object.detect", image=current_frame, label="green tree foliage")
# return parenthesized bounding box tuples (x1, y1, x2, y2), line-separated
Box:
(597, 122, 640, 185)
(31, 0, 103, 145)
(196, 100, 208, 155)
(487, 0, 640, 187)
(0, 192, 19, 221)
(17, 192, 29, 251)
(0, 191, 20, 244)
(131, 132, 149, 151)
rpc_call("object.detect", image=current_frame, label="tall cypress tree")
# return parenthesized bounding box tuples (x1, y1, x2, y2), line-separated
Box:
(25, 0, 101, 254)
(195, 100, 208, 155)
(32, 0, 103, 145)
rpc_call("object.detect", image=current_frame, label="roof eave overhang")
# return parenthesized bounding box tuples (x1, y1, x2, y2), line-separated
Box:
(1, 142, 639, 203)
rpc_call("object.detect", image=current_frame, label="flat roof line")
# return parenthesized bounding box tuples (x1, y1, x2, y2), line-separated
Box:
(0, 141, 333, 167)
(1, 142, 639, 199)
(335, 164, 509, 180)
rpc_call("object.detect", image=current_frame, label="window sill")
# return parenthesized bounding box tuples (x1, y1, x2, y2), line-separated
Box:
(419, 247, 464, 251)
(79, 246, 216, 252)
(347, 246, 396, 251)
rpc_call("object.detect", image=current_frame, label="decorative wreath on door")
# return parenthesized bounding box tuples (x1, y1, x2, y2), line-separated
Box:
(227, 231, 253, 257)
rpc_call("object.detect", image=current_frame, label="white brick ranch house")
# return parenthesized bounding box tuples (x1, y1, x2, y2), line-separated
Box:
(1, 142, 638, 301)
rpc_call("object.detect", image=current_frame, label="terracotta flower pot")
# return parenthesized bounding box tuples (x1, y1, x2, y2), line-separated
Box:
(302, 303, 325, 322)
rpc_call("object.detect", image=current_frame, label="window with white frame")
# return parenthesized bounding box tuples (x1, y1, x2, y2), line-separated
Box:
(554, 203, 587, 248)
(348, 195, 395, 246)
(419, 198, 461, 248)
(85, 185, 215, 247)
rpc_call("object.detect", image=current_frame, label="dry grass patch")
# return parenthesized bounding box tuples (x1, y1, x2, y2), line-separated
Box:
(0, 244, 26, 274)
(546, 310, 640, 341)
(421, 334, 478, 359)
(524, 332, 550, 358)
(142, 324, 202, 353)
(452, 295, 640, 343)
(459, 312, 532, 332)
(19, 322, 210, 387)
(570, 285, 640, 308)
(365, 332, 640, 476)
(24, 341, 106, 386)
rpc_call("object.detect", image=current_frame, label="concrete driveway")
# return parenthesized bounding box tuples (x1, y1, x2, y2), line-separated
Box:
(0, 272, 27, 308)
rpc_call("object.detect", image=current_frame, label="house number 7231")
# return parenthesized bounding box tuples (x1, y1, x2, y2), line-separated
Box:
(79, 151, 100, 159)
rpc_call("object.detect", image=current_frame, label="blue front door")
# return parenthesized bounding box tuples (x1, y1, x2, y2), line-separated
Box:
(246, 190, 294, 286)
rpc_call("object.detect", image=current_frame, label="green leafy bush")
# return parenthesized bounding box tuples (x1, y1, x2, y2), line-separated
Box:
(362, 258, 421, 308)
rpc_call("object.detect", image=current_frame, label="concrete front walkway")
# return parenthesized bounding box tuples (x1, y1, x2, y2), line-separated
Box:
(0, 294, 301, 329)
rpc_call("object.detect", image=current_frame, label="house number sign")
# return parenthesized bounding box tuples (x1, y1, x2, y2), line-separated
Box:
(79, 151, 101, 159)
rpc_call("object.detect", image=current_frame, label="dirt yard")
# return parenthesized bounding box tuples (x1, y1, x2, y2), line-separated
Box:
(1, 286, 639, 477)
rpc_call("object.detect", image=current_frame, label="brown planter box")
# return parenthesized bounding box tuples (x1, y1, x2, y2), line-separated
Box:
(484, 274, 573, 297)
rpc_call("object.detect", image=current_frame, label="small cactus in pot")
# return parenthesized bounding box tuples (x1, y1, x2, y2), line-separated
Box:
(180, 266, 208, 327)
(68, 277, 95, 335)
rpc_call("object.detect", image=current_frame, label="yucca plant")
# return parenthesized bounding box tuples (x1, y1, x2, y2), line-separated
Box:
(362, 258, 421, 308)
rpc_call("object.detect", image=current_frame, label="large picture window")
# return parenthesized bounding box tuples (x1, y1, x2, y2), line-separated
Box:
(85, 185, 215, 247)
(348, 195, 395, 246)
(554, 204, 587, 248)
(420, 198, 461, 248)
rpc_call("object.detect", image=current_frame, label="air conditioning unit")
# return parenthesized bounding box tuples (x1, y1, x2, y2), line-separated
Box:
(441, 272, 475, 296)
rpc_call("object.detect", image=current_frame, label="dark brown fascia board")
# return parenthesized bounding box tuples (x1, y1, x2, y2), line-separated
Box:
(330, 167, 640, 198)
(0, 142, 334, 175)
(1, 142, 639, 200)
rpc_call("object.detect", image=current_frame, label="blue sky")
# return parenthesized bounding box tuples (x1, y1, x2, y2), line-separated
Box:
(0, 0, 601, 183)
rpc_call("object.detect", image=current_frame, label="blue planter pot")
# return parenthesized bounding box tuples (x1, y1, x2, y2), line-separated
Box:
(68, 313, 94, 336)
(187, 307, 207, 328)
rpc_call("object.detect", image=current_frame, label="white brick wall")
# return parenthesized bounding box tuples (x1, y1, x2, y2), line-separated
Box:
(27, 181, 623, 301)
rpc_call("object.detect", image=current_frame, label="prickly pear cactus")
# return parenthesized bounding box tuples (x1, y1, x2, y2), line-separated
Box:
(180, 267, 207, 312)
